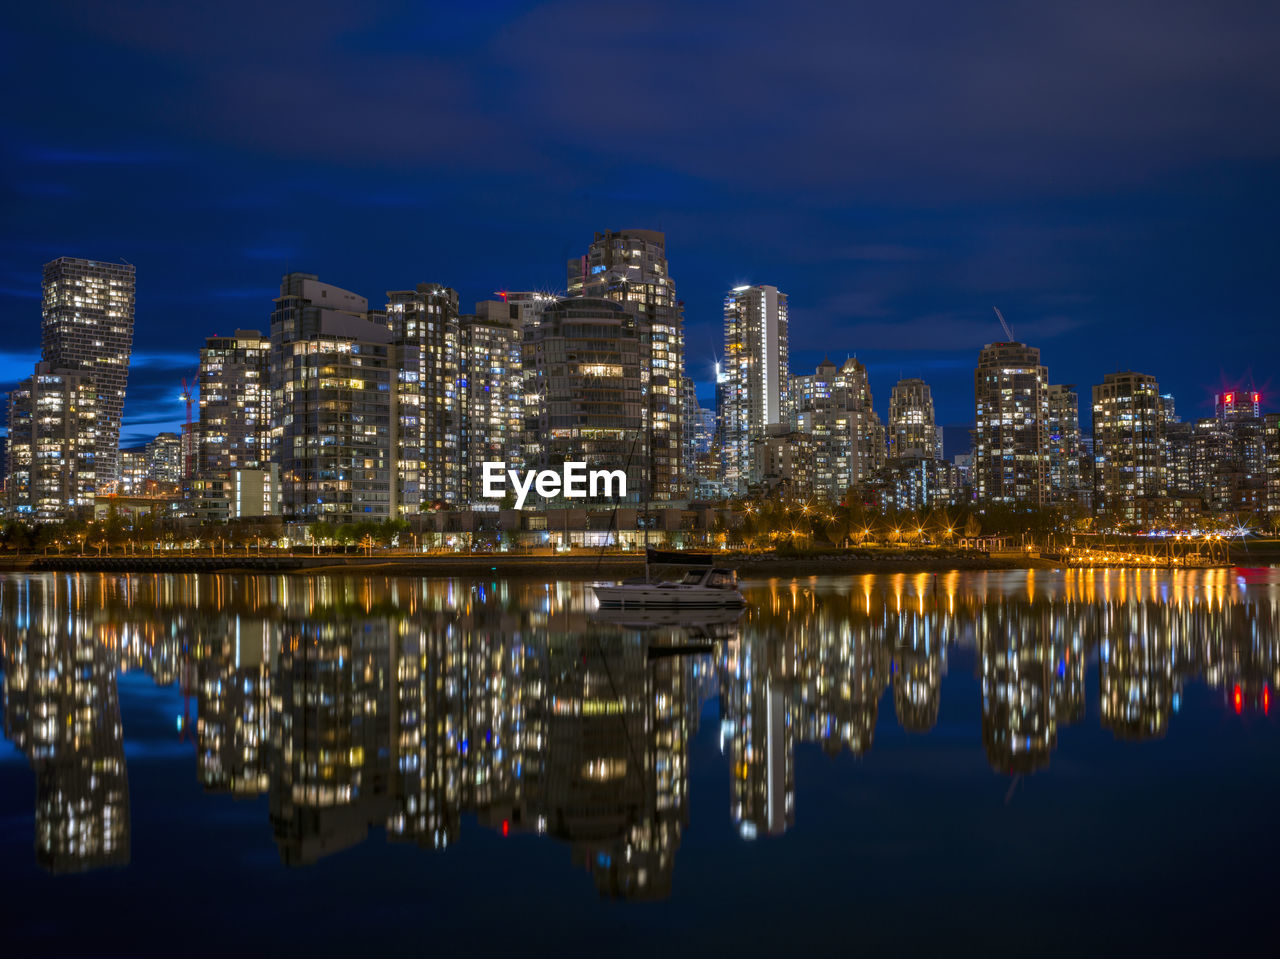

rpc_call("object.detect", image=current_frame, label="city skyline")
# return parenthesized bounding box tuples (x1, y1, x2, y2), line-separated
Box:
(7, 249, 1280, 526)
(4, 3, 1279, 444)
(3, 250, 1273, 459)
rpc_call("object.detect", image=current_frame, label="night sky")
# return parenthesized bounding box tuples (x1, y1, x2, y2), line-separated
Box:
(3, 1, 1278, 448)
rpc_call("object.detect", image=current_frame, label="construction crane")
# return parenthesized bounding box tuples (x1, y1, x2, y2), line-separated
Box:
(993, 307, 1015, 341)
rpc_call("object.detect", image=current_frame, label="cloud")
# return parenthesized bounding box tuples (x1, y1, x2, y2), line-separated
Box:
(25, 146, 176, 166)
(18, 0, 1277, 195)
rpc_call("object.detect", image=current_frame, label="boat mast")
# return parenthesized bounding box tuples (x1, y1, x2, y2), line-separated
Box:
(644, 418, 652, 583)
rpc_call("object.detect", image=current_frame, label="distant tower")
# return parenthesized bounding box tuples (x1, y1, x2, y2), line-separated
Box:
(973, 341, 1049, 505)
(1215, 389, 1261, 421)
(888, 377, 938, 460)
(792, 357, 884, 500)
(40, 257, 136, 490)
(722, 285, 789, 493)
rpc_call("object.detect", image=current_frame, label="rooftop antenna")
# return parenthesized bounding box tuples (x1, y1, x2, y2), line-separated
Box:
(993, 307, 1015, 341)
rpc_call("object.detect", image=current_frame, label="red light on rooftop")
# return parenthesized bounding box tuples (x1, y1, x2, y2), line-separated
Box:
(1252, 392, 1260, 403)
(1225, 392, 1234, 404)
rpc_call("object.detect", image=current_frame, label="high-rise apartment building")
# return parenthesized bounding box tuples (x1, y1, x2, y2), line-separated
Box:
(386, 283, 461, 511)
(888, 377, 939, 460)
(1217, 390, 1260, 420)
(722, 285, 789, 493)
(118, 448, 148, 496)
(791, 358, 884, 501)
(5, 363, 98, 520)
(1046, 384, 1083, 505)
(40, 257, 136, 489)
(568, 230, 684, 500)
(270, 274, 395, 523)
(145, 432, 183, 485)
(973, 342, 1049, 505)
(1265, 414, 1280, 521)
(522, 298, 644, 503)
(1092, 372, 1165, 523)
(1187, 389, 1269, 515)
(198, 330, 271, 476)
(459, 301, 524, 505)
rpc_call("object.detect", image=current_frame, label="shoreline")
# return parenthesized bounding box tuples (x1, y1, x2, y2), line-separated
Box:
(0, 551, 1107, 579)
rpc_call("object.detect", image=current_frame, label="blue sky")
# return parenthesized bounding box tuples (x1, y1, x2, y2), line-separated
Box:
(3, 1, 1279, 447)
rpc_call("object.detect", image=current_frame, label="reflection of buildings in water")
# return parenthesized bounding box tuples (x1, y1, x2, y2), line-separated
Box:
(5, 570, 1280, 886)
(269, 617, 396, 866)
(893, 612, 946, 734)
(720, 635, 794, 840)
(542, 634, 689, 899)
(976, 602, 1094, 773)
(794, 620, 886, 758)
(1196, 599, 1280, 713)
(978, 609, 1056, 774)
(1, 580, 130, 873)
(196, 616, 275, 795)
(1100, 602, 1179, 740)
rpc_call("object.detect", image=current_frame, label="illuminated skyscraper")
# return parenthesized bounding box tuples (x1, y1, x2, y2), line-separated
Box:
(386, 283, 462, 511)
(40, 257, 135, 490)
(145, 431, 183, 485)
(522, 298, 645, 504)
(1189, 388, 1269, 515)
(4, 363, 98, 520)
(198, 330, 272, 474)
(888, 377, 939, 460)
(791, 357, 884, 501)
(118, 447, 148, 495)
(568, 230, 685, 500)
(270, 273, 395, 523)
(973, 341, 1049, 505)
(459, 301, 524, 504)
(1046, 384, 1083, 505)
(722, 285, 789, 493)
(1092, 371, 1165, 523)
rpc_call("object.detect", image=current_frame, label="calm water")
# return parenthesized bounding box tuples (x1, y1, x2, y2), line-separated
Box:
(1, 568, 1278, 956)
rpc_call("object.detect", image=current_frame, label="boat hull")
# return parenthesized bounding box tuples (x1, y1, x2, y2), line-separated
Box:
(592, 584, 746, 608)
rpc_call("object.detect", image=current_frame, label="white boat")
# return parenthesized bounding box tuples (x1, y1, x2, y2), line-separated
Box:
(592, 548, 746, 609)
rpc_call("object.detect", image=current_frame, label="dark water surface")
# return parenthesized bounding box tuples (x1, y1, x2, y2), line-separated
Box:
(1, 568, 1277, 956)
